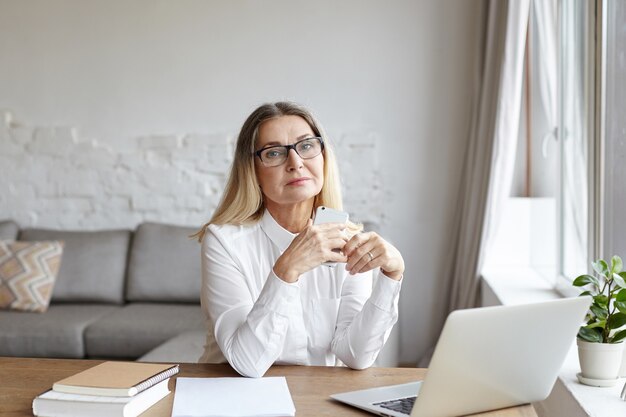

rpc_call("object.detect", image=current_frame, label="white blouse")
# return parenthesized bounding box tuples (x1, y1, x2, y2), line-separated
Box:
(199, 209, 402, 377)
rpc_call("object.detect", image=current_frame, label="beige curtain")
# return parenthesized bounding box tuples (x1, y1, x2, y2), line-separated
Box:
(420, 0, 529, 367)
(417, 1, 531, 368)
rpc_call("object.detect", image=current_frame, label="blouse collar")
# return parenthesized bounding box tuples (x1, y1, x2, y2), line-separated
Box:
(260, 209, 297, 252)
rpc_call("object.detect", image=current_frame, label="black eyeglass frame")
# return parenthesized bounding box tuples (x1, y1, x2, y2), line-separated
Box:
(254, 136, 325, 165)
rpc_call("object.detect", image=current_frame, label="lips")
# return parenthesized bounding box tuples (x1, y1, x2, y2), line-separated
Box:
(287, 177, 310, 185)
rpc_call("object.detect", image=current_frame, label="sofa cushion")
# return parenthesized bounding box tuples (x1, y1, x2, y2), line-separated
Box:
(138, 330, 207, 363)
(0, 240, 64, 312)
(19, 228, 131, 304)
(0, 220, 19, 240)
(0, 304, 119, 358)
(126, 223, 200, 302)
(84, 303, 204, 359)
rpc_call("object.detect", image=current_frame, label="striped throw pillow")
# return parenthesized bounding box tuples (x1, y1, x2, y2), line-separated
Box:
(0, 240, 64, 312)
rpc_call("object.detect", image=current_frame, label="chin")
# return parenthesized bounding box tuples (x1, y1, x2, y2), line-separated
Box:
(280, 189, 320, 205)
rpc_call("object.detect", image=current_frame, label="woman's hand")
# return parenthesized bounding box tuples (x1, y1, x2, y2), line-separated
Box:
(343, 232, 404, 281)
(273, 219, 348, 283)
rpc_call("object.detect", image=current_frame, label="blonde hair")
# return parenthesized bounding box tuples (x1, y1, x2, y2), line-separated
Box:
(192, 101, 359, 242)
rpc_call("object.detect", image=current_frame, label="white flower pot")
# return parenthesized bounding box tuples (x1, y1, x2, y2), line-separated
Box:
(577, 338, 624, 381)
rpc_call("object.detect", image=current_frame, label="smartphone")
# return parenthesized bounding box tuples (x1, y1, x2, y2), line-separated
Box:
(313, 206, 349, 226)
(313, 206, 349, 267)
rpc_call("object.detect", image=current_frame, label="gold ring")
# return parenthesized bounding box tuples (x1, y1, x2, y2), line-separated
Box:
(367, 252, 374, 261)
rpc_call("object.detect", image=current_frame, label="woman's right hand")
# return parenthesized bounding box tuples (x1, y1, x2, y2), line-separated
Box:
(273, 219, 348, 283)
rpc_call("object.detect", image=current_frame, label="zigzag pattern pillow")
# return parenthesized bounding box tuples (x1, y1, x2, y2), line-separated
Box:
(0, 240, 64, 312)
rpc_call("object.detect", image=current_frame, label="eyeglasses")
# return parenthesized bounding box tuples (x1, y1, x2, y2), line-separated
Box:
(254, 136, 324, 167)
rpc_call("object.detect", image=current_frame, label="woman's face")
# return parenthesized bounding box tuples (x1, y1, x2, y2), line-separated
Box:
(254, 115, 324, 210)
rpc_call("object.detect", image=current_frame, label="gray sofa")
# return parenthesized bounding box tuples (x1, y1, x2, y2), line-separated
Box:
(0, 220, 207, 363)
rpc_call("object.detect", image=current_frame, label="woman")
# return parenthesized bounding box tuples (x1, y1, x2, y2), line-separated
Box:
(195, 102, 405, 377)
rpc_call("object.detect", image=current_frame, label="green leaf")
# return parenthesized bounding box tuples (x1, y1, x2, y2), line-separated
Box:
(611, 329, 626, 343)
(613, 256, 624, 274)
(611, 256, 623, 274)
(616, 288, 626, 302)
(573, 274, 598, 287)
(613, 271, 626, 288)
(580, 291, 593, 297)
(608, 312, 626, 329)
(615, 301, 626, 314)
(613, 273, 626, 289)
(591, 305, 608, 320)
(593, 294, 608, 307)
(578, 326, 603, 342)
(593, 260, 610, 277)
(587, 319, 606, 329)
(600, 260, 610, 275)
(591, 261, 603, 276)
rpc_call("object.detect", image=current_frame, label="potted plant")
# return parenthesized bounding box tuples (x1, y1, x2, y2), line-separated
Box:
(573, 255, 626, 384)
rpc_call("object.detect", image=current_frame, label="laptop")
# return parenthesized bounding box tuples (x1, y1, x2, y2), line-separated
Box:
(331, 296, 591, 417)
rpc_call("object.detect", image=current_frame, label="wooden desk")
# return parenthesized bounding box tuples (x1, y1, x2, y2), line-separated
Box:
(0, 357, 537, 417)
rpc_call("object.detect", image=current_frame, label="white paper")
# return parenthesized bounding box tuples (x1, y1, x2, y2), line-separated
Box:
(171, 377, 295, 417)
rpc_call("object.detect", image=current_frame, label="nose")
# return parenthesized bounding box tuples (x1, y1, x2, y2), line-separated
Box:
(285, 148, 303, 171)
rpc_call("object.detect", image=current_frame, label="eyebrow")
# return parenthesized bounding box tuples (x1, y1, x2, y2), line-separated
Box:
(260, 134, 316, 148)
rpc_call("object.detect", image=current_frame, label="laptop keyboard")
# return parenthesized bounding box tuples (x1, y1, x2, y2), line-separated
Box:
(373, 396, 417, 415)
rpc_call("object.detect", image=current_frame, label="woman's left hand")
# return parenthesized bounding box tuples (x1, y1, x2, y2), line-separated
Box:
(343, 232, 405, 281)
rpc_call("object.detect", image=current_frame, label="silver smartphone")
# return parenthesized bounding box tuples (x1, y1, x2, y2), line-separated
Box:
(313, 206, 349, 267)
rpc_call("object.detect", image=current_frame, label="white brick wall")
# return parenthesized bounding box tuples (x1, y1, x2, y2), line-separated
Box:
(0, 111, 382, 230)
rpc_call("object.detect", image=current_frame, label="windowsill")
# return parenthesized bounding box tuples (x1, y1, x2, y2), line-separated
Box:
(481, 268, 626, 417)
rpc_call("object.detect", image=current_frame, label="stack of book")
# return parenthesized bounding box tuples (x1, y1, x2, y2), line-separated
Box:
(32, 361, 179, 417)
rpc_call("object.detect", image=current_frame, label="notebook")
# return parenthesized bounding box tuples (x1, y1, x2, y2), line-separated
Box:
(33, 378, 170, 417)
(331, 296, 591, 417)
(52, 361, 179, 397)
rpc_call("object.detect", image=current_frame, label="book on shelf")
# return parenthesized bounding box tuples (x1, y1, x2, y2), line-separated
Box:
(33, 378, 170, 417)
(52, 361, 179, 397)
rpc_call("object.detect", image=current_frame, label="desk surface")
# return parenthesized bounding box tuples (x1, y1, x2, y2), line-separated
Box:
(0, 357, 537, 417)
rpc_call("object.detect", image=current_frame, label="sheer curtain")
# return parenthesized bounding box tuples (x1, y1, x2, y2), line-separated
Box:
(534, 0, 558, 164)
(440, 0, 529, 316)
(560, 0, 589, 278)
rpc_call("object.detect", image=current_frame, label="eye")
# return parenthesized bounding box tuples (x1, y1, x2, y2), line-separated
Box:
(263, 148, 285, 159)
(298, 138, 317, 152)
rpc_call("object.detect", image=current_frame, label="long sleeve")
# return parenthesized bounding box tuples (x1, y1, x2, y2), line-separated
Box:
(199, 213, 403, 375)
(331, 270, 401, 369)
(201, 228, 300, 378)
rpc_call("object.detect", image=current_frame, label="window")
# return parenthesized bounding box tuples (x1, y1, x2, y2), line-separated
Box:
(557, 0, 599, 289)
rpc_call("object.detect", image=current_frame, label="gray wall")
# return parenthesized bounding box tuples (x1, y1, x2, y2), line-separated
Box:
(0, 0, 483, 365)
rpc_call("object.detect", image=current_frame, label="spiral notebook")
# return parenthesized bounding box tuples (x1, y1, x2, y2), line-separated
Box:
(34, 378, 171, 417)
(52, 361, 179, 397)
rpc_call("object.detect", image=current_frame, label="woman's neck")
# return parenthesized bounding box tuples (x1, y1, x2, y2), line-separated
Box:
(266, 200, 314, 233)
